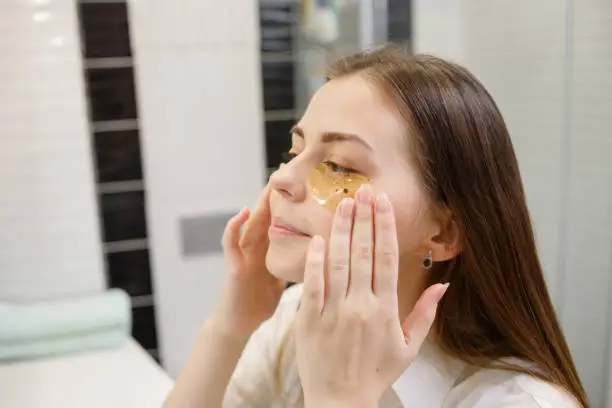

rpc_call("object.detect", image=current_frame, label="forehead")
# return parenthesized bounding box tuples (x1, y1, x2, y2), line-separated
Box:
(298, 75, 408, 153)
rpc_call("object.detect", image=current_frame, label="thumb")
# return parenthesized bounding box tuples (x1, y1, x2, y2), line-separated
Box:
(222, 207, 250, 258)
(401, 283, 449, 358)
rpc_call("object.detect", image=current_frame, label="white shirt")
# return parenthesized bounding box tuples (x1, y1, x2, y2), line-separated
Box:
(224, 285, 578, 408)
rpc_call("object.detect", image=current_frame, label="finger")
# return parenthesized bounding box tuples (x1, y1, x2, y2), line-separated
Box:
(240, 186, 271, 247)
(373, 193, 400, 298)
(298, 236, 326, 324)
(348, 185, 374, 298)
(222, 208, 250, 256)
(326, 198, 354, 307)
(401, 283, 449, 357)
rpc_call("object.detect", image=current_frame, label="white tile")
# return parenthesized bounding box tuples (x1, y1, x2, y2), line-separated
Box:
(134, 45, 265, 374)
(135, 46, 265, 212)
(156, 255, 227, 377)
(0, 0, 105, 301)
(0, 0, 80, 51)
(128, 0, 259, 47)
(0, 52, 82, 94)
(561, 4, 612, 400)
(459, 1, 569, 305)
(1, 258, 106, 302)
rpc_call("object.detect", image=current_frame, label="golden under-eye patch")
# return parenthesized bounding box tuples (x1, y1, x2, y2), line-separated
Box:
(309, 162, 370, 211)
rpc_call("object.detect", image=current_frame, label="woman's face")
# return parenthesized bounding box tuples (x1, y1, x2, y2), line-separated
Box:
(266, 75, 439, 282)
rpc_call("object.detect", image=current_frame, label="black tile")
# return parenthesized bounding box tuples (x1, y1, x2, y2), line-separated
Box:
(261, 35, 293, 53)
(132, 305, 158, 350)
(260, 5, 295, 53)
(107, 250, 152, 297)
(94, 130, 143, 183)
(101, 191, 147, 242)
(262, 62, 295, 111)
(388, 0, 412, 42)
(265, 119, 293, 168)
(86, 67, 138, 122)
(260, 4, 295, 24)
(78, 2, 132, 58)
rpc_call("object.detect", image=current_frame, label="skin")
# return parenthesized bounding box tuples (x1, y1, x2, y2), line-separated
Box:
(162, 75, 459, 408)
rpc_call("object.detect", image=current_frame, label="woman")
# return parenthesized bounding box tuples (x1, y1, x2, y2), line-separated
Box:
(163, 46, 587, 407)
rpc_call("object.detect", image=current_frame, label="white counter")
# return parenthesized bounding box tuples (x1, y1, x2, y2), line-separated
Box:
(0, 339, 173, 408)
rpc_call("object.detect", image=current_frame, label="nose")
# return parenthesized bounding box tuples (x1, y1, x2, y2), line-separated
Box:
(269, 161, 309, 203)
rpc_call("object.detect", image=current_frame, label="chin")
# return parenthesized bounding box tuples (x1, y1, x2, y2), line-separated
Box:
(265, 239, 307, 283)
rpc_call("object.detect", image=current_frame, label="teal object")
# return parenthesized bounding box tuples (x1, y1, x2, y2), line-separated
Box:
(0, 289, 131, 361)
(0, 328, 129, 362)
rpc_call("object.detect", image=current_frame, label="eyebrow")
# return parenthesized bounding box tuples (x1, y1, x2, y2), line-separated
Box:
(290, 125, 373, 151)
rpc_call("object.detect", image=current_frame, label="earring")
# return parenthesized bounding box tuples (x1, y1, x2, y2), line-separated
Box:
(423, 250, 433, 270)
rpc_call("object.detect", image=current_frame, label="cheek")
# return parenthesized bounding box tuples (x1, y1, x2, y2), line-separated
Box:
(371, 162, 430, 254)
(317, 209, 335, 241)
(389, 193, 431, 255)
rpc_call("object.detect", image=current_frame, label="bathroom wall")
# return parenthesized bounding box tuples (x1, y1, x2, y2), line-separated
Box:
(0, 0, 105, 300)
(559, 2, 612, 404)
(128, 0, 266, 377)
(413, 0, 612, 404)
(412, 0, 463, 62)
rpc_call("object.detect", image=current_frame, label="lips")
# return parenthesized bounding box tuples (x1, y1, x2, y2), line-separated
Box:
(269, 217, 310, 237)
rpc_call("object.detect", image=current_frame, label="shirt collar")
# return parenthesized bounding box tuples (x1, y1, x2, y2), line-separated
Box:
(391, 342, 467, 407)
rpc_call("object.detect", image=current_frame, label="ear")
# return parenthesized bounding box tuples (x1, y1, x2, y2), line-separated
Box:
(427, 208, 462, 262)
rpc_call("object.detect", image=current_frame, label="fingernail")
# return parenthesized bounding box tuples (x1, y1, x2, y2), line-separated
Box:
(311, 235, 325, 252)
(340, 198, 354, 218)
(436, 283, 450, 303)
(375, 193, 390, 213)
(356, 184, 372, 204)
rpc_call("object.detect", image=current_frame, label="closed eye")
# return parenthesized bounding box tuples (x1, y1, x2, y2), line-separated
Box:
(281, 152, 359, 176)
(323, 161, 357, 175)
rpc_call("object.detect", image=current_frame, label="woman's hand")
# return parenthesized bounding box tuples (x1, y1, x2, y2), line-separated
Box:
(164, 187, 285, 408)
(214, 185, 287, 338)
(295, 185, 449, 408)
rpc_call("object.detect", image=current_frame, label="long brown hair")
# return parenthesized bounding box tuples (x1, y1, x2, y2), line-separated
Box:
(325, 45, 588, 406)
